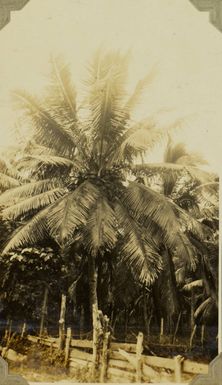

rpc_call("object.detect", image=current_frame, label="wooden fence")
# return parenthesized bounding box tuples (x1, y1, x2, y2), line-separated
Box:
(27, 332, 209, 383)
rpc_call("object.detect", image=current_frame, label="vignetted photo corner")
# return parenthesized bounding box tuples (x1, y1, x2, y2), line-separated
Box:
(0, 1, 221, 384)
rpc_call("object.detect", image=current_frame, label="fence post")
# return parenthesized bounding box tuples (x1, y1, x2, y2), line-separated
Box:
(99, 315, 110, 383)
(65, 327, 72, 367)
(136, 332, 143, 383)
(58, 294, 66, 350)
(174, 355, 183, 382)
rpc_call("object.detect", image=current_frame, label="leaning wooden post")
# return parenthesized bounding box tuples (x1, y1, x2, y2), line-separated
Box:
(99, 315, 110, 383)
(58, 294, 66, 350)
(39, 286, 49, 338)
(136, 332, 143, 383)
(64, 327, 72, 367)
(174, 355, 183, 382)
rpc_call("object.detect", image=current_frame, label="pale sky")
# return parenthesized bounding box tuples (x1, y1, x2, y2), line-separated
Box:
(0, 0, 222, 171)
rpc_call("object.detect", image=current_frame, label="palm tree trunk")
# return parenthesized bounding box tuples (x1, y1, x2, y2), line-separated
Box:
(143, 286, 149, 336)
(88, 254, 98, 312)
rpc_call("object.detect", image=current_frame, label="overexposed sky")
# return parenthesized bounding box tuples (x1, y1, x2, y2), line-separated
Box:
(0, 0, 222, 171)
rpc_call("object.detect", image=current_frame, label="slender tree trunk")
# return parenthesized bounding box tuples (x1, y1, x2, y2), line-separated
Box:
(143, 286, 150, 336)
(80, 305, 84, 339)
(58, 294, 66, 350)
(124, 307, 129, 342)
(173, 312, 182, 344)
(88, 254, 98, 311)
(190, 289, 195, 331)
(39, 286, 48, 338)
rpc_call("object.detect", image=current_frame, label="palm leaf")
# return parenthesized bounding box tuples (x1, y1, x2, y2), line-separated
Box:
(48, 55, 77, 122)
(18, 154, 75, 169)
(115, 200, 162, 284)
(47, 181, 100, 245)
(183, 279, 203, 292)
(0, 172, 20, 191)
(0, 179, 62, 206)
(124, 65, 158, 113)
(111, 118, 183, 165)
(194, 297, 212, 319)
(12, 90, 76, 158)
(123, 182, 203, 268)
(2, 188, 66, 220)
(85, 50, 130, 171)
(83, 196, 118, 255)
(2, 204, 54, 254)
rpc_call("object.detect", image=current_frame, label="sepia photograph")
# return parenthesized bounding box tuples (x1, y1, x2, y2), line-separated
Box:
(0, 0, 221, 384)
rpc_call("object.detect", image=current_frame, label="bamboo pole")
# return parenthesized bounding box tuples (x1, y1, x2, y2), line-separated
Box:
(58, 294, 66, 350)
(39, 286, 49, 338)
(65, 327, 72, 367)
(136, 332, 143, 383)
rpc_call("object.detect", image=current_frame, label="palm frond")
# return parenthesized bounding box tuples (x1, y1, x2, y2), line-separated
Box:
(2, 188, 66, 220)
(115, 200, 162, 285)
(182, 279, 203, 292)
(12, 90, 76, 158)
(85, 50, 130, 170)
(194, 297, 212, 319)
(83, 196, 117, 255)
(0, 156, 21, 180)
(0, 172, 20, 191)
(111, 118, 183, 165)
(123, 182, 203, 268)
(0, 179, 62, 206)
(124, 65, 157, 113)
(48, 55, 77, 123)
(2, 205, 54, 254)
(47, 181, 100, 245)
(18, 154, 75, 169)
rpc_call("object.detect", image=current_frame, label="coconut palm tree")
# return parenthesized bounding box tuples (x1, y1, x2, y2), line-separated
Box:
(0, 51, 208, 314)
(132, 137, 218, 336)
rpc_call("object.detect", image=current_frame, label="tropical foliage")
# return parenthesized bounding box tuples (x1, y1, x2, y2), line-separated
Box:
(0, 51, 218, 353)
